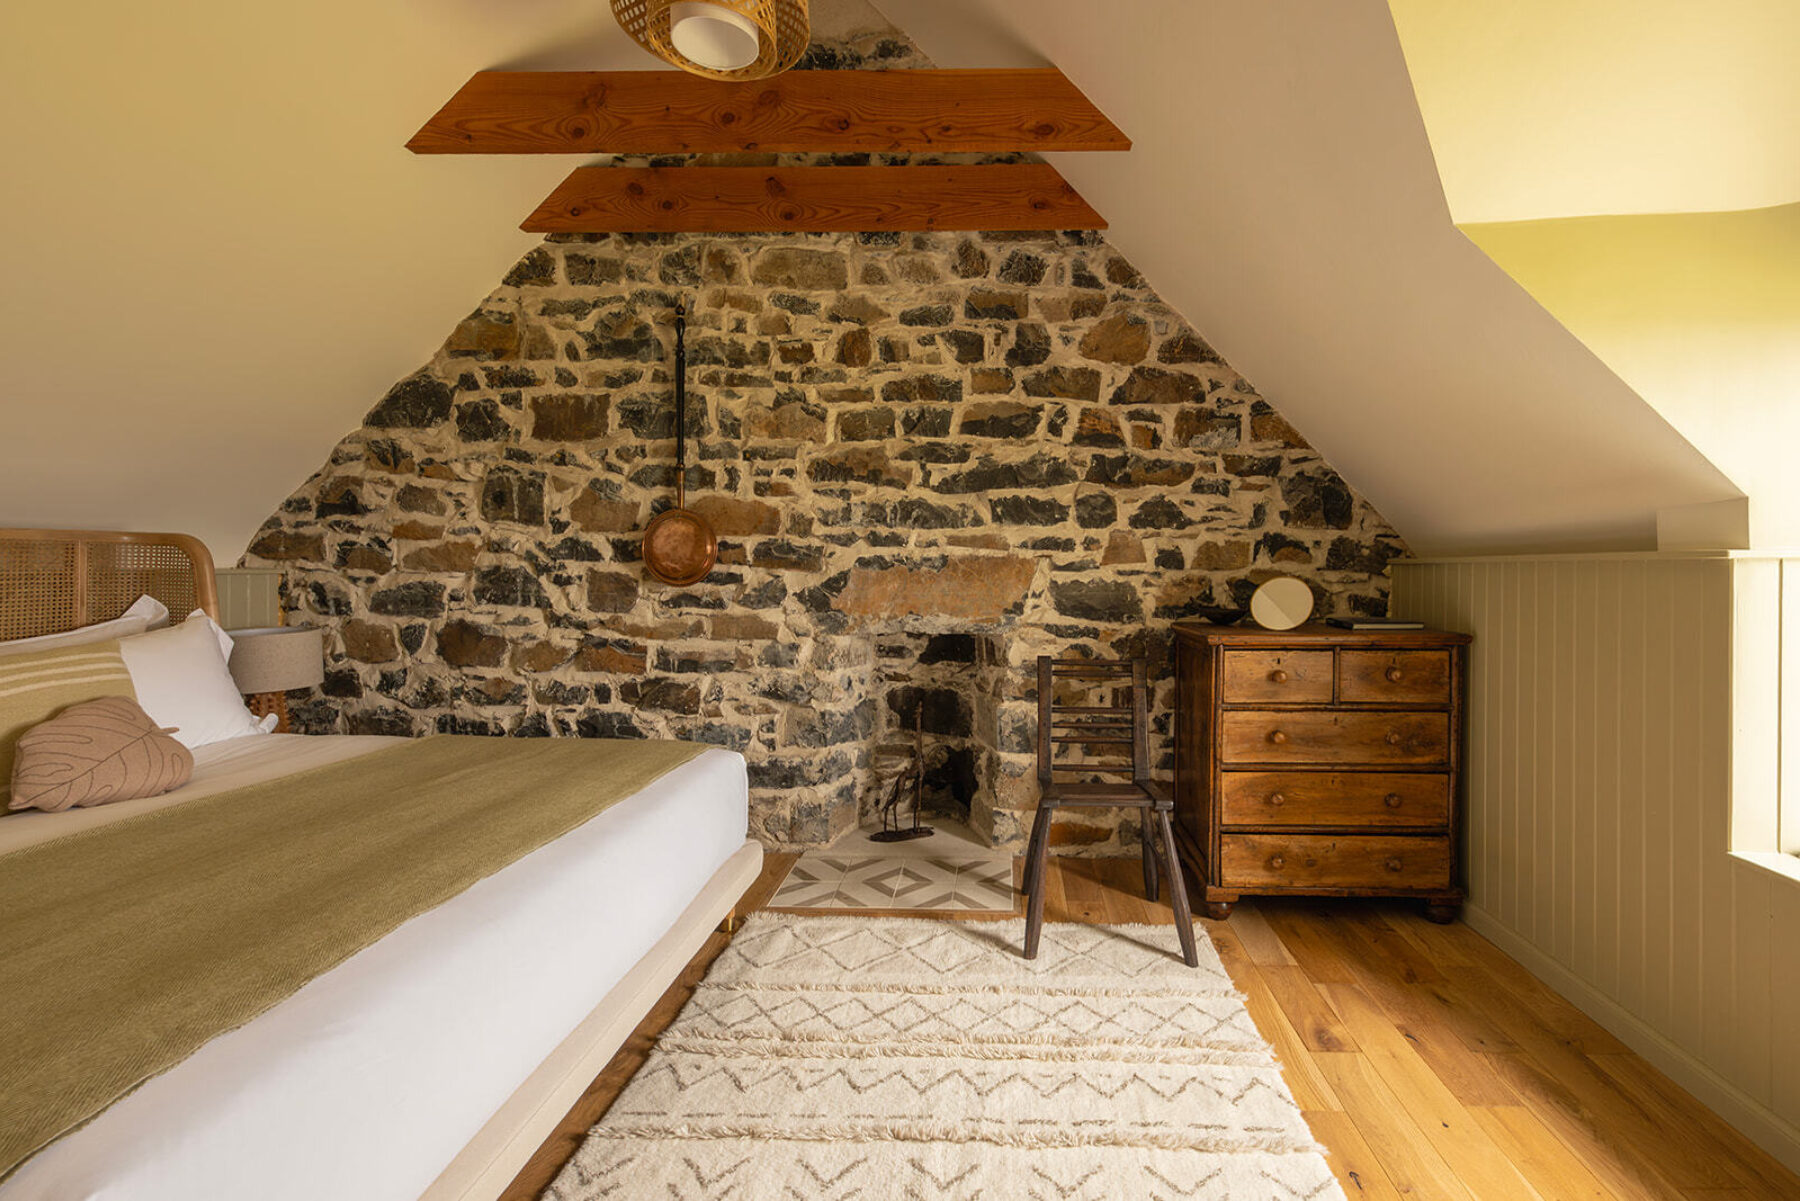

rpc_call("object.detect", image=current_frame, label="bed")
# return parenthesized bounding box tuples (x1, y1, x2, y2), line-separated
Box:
(0, 529, 763, 1201)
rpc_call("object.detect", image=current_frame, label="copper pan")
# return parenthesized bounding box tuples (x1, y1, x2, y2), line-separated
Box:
(643, 305, 718, 586)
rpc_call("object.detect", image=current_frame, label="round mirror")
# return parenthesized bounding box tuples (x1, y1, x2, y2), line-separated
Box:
(1249, 576, 1315, 631)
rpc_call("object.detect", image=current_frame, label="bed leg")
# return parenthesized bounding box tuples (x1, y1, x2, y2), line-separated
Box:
(718, 910, 739, 934)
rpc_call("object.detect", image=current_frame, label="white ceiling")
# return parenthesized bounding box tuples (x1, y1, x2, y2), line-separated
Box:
(0, 0, 1739, 561)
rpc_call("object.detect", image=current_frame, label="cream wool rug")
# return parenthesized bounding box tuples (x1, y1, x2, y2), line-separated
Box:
(544, 915, 1344, 1200)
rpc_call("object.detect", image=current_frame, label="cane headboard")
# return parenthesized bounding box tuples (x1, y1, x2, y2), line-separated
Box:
(0, 528, 219, 641)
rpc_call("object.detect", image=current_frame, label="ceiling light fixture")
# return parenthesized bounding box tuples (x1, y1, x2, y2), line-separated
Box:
(611, 0, 810, 81)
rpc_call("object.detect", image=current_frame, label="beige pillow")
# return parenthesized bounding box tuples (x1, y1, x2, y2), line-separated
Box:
(0, 640, 138, 809)
(9, 695, 193, 813)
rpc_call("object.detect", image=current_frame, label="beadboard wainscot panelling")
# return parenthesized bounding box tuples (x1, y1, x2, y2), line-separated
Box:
(216, 568, 284, 630)
(1390, 552, 1800, 1173)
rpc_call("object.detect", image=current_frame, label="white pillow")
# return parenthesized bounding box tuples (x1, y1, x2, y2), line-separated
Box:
(118, 611, 267, 749)
(0, 595, 171, 658)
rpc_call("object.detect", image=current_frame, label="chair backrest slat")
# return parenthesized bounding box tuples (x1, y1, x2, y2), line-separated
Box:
(1036, 654, 1151, 786)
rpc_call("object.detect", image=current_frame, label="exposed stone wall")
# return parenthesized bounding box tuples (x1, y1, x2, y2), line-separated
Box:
(243, 228, 1405, 851)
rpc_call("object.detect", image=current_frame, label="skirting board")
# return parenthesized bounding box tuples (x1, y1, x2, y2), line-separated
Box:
(419, 839, 764, 1201)
(1461, 904, 1800, 1176)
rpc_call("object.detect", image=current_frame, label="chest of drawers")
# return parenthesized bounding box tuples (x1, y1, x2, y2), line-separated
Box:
(1172, 622, 1471, 922)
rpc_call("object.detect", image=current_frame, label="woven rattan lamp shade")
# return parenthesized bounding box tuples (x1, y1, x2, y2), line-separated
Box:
(612, 0, 809, 81)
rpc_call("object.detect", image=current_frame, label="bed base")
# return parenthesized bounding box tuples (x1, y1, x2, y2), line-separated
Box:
(419, 839, 764, 1201)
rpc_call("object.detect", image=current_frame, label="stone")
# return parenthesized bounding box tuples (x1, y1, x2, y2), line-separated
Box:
(806, 446, 912, 488)
(1158, 330, 1222, 364)
(1191, 540, 1255, 570)
(1109, 366, 1206, 407)
(1102, 531, 1146, 564)
(1282, 470, 1355, 529)
(1005, 323, 1051, 367)
(1022, 366, 1100, 401)
(247, 529, 322, 561)
(952, 239, 990, 278)
(932, 455, 1079, 495)
(588, 570, 639, 612)
(1049, 579, 1143, 622)
(1079, 312, 1150, 364)
(1085, 454, 1197, 489)
(1075, 491, 1118, 528)
(752, 248, 848, 291)
(437, 619, 507, 668)
(445, 314, 520, 360)
(745, 395, 828, 441)
(530, 394, 609, 441)
(899, 303, 953, 326)
(574, 642, 648, 675)
(631, 678, 702, 714)
(369, 581, 445, 618)
(938, 329, 984, 363)
(711, 613, 780, 640)
(570, 487, 639, 533)
(1129, 496, 1193, 530)
(473, 565, 549, 608)
(390, 519, 443, 541)
(1071, 408, 1125, 448)
(997, 251, 1047, 285)
(959, 401, 1040, 439)
(836, 407, 895, 441)
(1251, 409, 1310, 447)
(456, 399, 512, 443)
(1174, 410, 1240, 449)
(341, 619, 398, 663)
(503, 247, 556, 286)
(366, 374, 453, 429)
(835, 555, 1036, 621)
(991, 495, 1069, 526)
(964, 289, 1026, 320)
(512, 641, 570, 673)
(565, 253, 624, 285)
(970, 367, 1015, 394)
(753, 540, 826, 572)
(480, 466, 546, 525)
(689, 496, 781, 535)
(836, 327, 872, 367)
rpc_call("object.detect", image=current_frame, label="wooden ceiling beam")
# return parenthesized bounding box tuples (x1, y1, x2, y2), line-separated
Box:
(409, 69, 1130, 156)
(521, 164, 1106, 234)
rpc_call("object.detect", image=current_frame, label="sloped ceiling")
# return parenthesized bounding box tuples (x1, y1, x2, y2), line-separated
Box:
(0, 0, 1738, 562)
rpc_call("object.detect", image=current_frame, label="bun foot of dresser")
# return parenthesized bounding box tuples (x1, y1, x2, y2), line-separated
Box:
(1424, 900, 1460, 925)
(1202, 900, 1237, 921)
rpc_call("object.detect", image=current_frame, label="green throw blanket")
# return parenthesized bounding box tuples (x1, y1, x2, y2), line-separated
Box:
(0, 734, 707, 1178)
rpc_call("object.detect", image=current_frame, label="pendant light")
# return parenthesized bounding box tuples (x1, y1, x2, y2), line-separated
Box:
(611, 0, 810, 81)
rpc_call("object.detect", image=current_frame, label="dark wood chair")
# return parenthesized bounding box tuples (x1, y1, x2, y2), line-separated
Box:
(1020, 656, 1198, 966)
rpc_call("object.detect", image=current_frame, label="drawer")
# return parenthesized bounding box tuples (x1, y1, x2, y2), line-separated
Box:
(1220, 710, 1449, 765)
(1339, 650, 1451, 705)
(1220, 650, 1333, 704)
(1220, 833, 1452, 890)
(1219, 771, 1450, 828)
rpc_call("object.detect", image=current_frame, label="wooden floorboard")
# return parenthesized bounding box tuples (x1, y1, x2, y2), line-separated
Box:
(498, 853, 1800, 1201)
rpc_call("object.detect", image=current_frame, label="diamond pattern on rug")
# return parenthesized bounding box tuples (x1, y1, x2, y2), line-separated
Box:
(545, 915, 1346, 1201)
(766, 853, 1015, 913)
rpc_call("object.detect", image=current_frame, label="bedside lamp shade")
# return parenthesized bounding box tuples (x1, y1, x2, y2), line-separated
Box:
(227, 626, 324, 694)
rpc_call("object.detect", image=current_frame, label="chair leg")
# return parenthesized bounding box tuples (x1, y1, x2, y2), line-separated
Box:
(1023, 803, 1054, 960)
(1140, 815, 1159, 903)
(1157, 808, 1199, 967)
(1021, 800, 1050, 901)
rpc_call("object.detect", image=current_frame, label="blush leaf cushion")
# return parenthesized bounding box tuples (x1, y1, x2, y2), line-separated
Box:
(9, 695, 194, 813)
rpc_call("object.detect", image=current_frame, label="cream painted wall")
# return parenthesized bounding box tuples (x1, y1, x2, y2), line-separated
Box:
(1466, 204, 1800, 547)
(1389, 0, 1800, 223)
(883, 0, 1739, 553)
(0, 1, 639, 562)
(0, 0, 1739, 562)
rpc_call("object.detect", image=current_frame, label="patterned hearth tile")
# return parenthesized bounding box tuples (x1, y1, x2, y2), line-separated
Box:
(769, 853, 1017, 914)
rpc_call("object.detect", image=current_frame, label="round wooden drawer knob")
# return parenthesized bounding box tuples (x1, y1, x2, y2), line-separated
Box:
(1269, 792, 1286, 807)
(1386, 857, 1404, 872)
(1268, 730, 1289, 745)
(1384, 793, 1403, 808)
(1385, 731, 1403, 745)
(1269, 854, 1286, 870)
(1270, 669, 1289, 683)
(1385, 666, 1405, 682)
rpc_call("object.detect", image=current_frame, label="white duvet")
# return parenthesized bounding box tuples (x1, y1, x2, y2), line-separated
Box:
(1, 734, 749, 1201)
